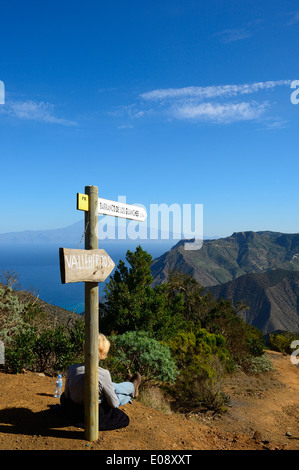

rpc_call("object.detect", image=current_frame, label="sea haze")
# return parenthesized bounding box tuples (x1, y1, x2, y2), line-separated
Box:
(0, 240, 175, 313)
(0, 219, 187, 312)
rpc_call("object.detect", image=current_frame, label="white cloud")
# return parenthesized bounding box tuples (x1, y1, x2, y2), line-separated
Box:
(140, 80, 291, 102)
(0, 100, 77, 126)
(171, 101, 269, 123)
(136, 80, 291, 125)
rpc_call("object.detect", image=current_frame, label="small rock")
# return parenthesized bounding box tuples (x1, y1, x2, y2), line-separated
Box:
(253, 431, 262, 441)
(286, 431, 292, 437)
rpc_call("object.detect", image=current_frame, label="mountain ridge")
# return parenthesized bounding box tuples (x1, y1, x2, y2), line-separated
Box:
(151, 230, 299, 287)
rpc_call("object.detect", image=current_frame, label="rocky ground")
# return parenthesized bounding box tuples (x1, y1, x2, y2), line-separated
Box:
(0, 351, 298, 455)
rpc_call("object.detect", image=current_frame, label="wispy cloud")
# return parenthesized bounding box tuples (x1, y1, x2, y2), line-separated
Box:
(135, 80, 291, 125)
(109, 103, 146, 119)
(0, 100, 77, 126)
(117, 124, 134, 130)
(287, 11, 299, 25)
(213, 18, 266, 43)
(140, 80, 290, 102)
(214, 27, 252, 43)
(259, 118, 289, 131)
(171, 101, 269, 123)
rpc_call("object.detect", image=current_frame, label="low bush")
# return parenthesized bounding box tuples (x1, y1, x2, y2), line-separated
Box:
(138, 387, 172, 414)
(104, 330, 178, 384)
(244, 355, 274, 373)
(168, 329, 229, 411)
(3, 319, 85, 375)
(0, 274, 85, 375)
(267, 331, 299, 355)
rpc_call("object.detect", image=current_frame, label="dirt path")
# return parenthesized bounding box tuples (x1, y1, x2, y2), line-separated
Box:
(0, 351, 298, 451)
(207, 350, 299, 449)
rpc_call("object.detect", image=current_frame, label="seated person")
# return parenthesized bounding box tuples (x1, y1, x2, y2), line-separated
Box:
(60, 333, 141, 430)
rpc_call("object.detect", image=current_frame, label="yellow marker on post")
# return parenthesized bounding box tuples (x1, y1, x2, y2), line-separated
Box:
(77, 193, 90, 212)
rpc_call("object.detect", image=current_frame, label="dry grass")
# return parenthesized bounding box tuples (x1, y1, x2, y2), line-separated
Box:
(138, 386, 172, 415)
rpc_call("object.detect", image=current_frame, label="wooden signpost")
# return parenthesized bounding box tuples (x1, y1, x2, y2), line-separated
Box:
(60, 185, 147, 442)
(59, 248, 115, 284)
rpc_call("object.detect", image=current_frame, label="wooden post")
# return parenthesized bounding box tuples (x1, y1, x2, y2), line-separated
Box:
(84, 185, 99, 441)
(60, 186, 146, 441)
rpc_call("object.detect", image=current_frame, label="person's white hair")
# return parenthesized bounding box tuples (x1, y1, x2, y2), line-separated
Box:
(98, 333, 110, 360)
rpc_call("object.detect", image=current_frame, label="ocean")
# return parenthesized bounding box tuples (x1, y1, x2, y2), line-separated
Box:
(0, 241, 174, 313)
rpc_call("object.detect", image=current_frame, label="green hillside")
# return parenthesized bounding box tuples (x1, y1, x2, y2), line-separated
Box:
(151, 231, 299, 287)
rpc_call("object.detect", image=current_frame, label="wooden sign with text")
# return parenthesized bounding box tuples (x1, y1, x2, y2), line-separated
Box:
(98, 197, 147, 222)
(59, 247, 115, 284)
(77, 193, 147, 222)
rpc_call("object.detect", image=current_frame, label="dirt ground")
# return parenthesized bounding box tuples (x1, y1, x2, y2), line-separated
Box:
(0, 350, 298, 452)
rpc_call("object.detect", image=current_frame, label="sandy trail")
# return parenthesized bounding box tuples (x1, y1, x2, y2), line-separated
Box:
(0, 351, 298, 451)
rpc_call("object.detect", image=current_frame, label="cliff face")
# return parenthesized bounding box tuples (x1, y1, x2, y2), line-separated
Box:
(208, 270, 299, 334)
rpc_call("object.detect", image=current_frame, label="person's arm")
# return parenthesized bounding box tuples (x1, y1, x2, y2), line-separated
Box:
(100, 369, 118, 408)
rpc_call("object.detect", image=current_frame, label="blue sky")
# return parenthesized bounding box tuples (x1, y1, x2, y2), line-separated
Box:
(0, 0, 298, 238)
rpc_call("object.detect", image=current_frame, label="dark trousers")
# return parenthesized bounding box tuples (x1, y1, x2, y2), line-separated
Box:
(60, 392, 130, 431)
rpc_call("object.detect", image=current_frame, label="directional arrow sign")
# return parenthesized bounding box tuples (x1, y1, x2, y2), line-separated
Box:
(59, 248, 115, 284)
(77, 193, 147, 222)
(97, 197, 147, 221)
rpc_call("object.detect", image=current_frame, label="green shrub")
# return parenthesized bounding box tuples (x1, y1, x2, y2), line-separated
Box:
(4, 319, 85, 375)
(34, 327, 73, 373)
(168, 329, 229, 411)
(268, 331, 299, 355)
(245, 355, 274, 373)
(168, 329, 229, 368)
(246, 325, 265, 357)
(4, 327, 37, 373)
(173, 354, 226, 411)
(68, 318, 85, 360)
(0, 285, 27, 343)
(105, 330, 178, 383)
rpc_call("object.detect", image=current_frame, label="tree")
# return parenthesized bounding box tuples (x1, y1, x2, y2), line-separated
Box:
(100, 246, 186, 338)
(167, 271, 204, 322)
(100, 246, 154, 334)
